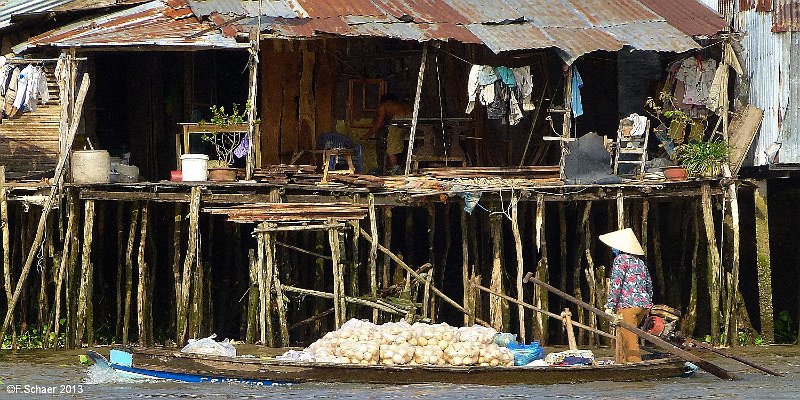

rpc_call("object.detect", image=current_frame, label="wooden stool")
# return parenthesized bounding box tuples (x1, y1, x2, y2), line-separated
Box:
(321, 148, 355, 183)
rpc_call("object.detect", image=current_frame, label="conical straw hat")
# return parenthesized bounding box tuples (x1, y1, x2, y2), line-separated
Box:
(598, 228, 644, 255)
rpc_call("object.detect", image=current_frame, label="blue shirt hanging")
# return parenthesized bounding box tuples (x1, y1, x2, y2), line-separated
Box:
(571, 66, 584, 118)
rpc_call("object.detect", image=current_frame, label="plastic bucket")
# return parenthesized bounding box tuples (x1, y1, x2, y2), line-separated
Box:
(71, 150, 111, 184)
(181, 154, 209, 181)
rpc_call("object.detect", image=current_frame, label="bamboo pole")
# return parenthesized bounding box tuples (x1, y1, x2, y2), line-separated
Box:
(404, 43, 429, 176)
(256, 224, 271, 345)
(270, 229, 289, 347)
(327, 223, 344, 328)
(137, 203, 150, 346)
(359, 226, 490, 327)
(534, 194, 548, 344)
(76, 199, 95, 346)
(348, 219, 361, 319)
(511, 197, 526, 343)
(0, 73, 90, 342)
(177, 187, 200, 345)
(489, 209, 505, 331)
(368, 195, 379, 323)
(701, 183, 722, 345)
(1, 166, 11, 328)
(461, 206, 470, 326)
(281, 285, 407, 316)
(753, 180, 773, 342)
(381, 207, 392, 289)
(123, 202, 139, 345)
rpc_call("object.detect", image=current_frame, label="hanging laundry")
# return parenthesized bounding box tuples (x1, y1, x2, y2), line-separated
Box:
(495, 66, 516, 87)
(675, 57, 717, 106)
(486, 81, 509, 120)
(571, 66, 584, 118)
(465, 64, 533, 125)
(512, 66, 534, 111)
(3, 67, 20, 118)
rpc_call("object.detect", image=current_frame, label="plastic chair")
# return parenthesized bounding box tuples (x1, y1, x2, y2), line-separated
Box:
(316, 132, 364, 173)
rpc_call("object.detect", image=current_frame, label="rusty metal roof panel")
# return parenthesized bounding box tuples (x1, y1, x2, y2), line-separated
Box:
(466, 23, 555, 53)
(773, 0, 800, 32)
(186, 0, 298, 18)
(0, 0, 73, 30)
(638, 0, 728, 36)
(566, 0, 662, 25)
(543, 27, 624, 62)
(14, 0, 245, 52)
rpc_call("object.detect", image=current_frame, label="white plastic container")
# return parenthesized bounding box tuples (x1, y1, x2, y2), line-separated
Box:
(71, 150, 111, 184)
(181, 154, 209, 181)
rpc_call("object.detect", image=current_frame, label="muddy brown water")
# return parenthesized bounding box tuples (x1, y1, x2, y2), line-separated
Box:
(0, 345, 797, 399)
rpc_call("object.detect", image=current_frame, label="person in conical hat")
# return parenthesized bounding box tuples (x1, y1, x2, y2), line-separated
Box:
(599, 228, 653, 364)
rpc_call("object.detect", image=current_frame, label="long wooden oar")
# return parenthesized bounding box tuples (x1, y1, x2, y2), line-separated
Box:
(684, 337, 783, 377)
(473, 282, 615, 340)
(523, 272, 738, 380)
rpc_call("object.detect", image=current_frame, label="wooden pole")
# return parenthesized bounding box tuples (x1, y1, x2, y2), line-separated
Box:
(651, 203, 666, 300)
(76, 199, 95, 346)
(511, 197, 526, 343)
(137, 203, 150, 346)
(489, 208, 505, 331)
(246, 31, 260, 180)
(725, 172, 741, 347)
(328, 223, 344, 328)
(115, 203, 124, 340)
(359, 226, 490, 326)
(562, 309, 578, 350)
(582, 201, 597, 345)
(269, 228, 289, 347)
(1, 166, 11, 329)
(558, 203, 568, 312)
(256, 224, 273, 346)
(461, 206, 470, 326)
(616, 189, 625, 230)
(404, 43, 429, 176)
(52, 198, 76, 349)
(682, 200, 700, 337)
(367, 195, 379, 323)
(246, 249, 258, 343)
(0, 73, 90, 341)
(753, 180, 773, 342)
(171, 203, 182, 336)
(701, 183, 722, 345)
(573, 202, 590, 344)
(534, 194, 548, 344)
(177, 187, 200, 345)
(123, 202, 139, 345)
(66, 194, 79, 349)
(382, 207, 392, 289)
(348, 219, 361, 319)
(281, 285, 407, 316)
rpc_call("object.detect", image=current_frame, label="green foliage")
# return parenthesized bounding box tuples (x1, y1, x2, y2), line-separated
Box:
(775, 310, 798, 344)
(675, 140, 730, 177)
(2, 326, 65, 350)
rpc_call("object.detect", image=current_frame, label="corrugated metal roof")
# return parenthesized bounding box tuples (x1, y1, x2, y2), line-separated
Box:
(13, 0, 246, 53)
(772, 0, 800, 32)
(187, 0, 296, 19)
(0, 0, 73, 30)
(638, 0, 729, 36)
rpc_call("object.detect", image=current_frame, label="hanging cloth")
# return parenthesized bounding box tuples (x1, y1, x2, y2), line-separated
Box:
(571, 66, 584, 118)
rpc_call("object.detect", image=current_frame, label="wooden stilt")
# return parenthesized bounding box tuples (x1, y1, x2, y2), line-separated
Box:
(582, 201, 597, 345)
(558, 204, 568, 313)
(562, 309, 578, 350)
(725, 178, 741, 347)
(171, 203, 182, 336)
(313, 231, 327, 336)
(1, 166, 12, 336)
(115, 203, 125, 340)
(76, 199, 95, 346)
(461, 206, 470, 326)
(52, 198, 76, 349)
(489, 208, 505, 332)
(616, 190, 625, 229)
(137, 203, 150, 346)
(66, 192, 80, 349)
(348, 219, 360, 319)
(328, 221, 344, 328)
(123, 202, 139, 346)
(177, 187, 200, 345)
(368, 195, 379, 323)
(404, 43, 429, 176)
(511, 197, 526, 343)
(701, 183, 722, 345)
(753, 180, 773, 342)
(641, 200, 649, 258)
(682, 201, 700, 337)
(382, 207, 392, 289)
(573, 202, 590, 344)
(534, 194, 548, 345)
(256, 224, 273, 346)
(651, 203, 666, 300)
(246, 249, 258, 343)
(269, 228, 289, 347)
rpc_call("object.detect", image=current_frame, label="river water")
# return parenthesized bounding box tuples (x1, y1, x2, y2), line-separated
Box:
(0, 345, 797, 399)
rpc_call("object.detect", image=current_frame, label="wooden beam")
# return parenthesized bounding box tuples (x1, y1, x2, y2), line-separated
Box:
(76, 199, 95, 346)
(753, 180, 773, 342)
(177, 187, 200, 345)
(404, 44, 428, 176)
(367, 195, 379, 323)
(701, 182, 722, 346)
(511, 198, 525, 343)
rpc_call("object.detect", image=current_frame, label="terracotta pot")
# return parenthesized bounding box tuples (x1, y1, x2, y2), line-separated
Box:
(170, 170, 182, 182)
(208, 167, 238, 182)
(662, 166, 688, 181)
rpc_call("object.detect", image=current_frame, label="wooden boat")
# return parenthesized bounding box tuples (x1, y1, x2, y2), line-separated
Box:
(92, 347, 695, 386)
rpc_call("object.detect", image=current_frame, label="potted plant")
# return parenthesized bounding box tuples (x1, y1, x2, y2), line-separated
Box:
(199, 103, 251, 181)
(675, 140, 730, 178)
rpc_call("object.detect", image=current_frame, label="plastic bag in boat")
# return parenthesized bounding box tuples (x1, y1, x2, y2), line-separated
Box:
(507, 341, 545, 366)
(181, 334, 236, 357)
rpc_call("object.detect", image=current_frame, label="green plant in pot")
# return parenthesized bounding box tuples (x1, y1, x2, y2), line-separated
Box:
(200, 103, 249, 168)
(675, 140, 730, 177)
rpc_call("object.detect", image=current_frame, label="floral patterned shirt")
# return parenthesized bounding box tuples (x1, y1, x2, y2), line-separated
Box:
(604, 254, 653, 311)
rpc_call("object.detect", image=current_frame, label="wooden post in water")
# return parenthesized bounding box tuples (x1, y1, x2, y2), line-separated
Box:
(573, 202, 590, 344)
(511, 197, 526, 343)
(269, 226, 289, 347)
(582, 201, 597, 345)
(682, 201, 701, 337)
(367, 195, 379, 323)
(123, 202, 140, 345)
(115, 203, 125, 340)
(701, 183, 722, 345)
(616, 190, 625, 230)
(171, 203, 182, 335)
(52, 197, 76, 349)
(724, 171, 741, 347)
(348, 218, 361, 319)
(246, 249, 258, 343)
(66, 191, 80, 349)
(256, 223, 271, 346)
(641, 200, 649, 258)
(534, 194, 548, 344)
(489, 207, 505, 332)
(753, 180, 773, 342)
(381, 207, 392, 289)
(461, 206, 471, 326)
(1, 166, 11, 334)
(558, 204, 568, 313)
(76, 199, 95, 346)
(177, 188, 200, 345)
(328, 220, 344, 328)
(137, 203, 150, 346)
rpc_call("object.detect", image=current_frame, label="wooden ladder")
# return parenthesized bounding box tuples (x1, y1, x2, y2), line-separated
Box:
(613, 120, 650, 180)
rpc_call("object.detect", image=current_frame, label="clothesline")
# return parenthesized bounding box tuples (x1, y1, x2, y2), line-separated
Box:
(3, 57, 87, 65)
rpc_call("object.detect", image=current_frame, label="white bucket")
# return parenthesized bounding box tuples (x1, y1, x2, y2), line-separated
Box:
(181, 154, 209, 181)
(71, 150, 111, 184)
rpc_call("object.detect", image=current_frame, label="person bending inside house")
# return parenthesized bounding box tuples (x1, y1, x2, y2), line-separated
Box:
(362, 94, 412, 174)
(599, 227, 653, 364)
